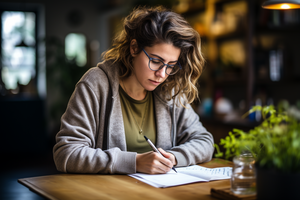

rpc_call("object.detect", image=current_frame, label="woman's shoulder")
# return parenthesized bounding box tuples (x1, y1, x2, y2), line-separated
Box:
(75, 60, 120, 97)
(79, 66, 107, 83)
(79, 60, 117, 85)
(76, 68, 106, 93)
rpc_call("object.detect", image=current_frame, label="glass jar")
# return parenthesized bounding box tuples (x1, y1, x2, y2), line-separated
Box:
(231, 153, 256, 195)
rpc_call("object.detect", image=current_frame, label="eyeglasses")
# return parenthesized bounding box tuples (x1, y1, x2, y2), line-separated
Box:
(142, 49, 182, 75)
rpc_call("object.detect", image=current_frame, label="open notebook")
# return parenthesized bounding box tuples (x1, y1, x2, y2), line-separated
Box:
(129, 165, 232, 188)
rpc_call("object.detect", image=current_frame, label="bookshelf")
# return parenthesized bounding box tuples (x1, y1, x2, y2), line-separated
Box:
(180, 0, 300, 146)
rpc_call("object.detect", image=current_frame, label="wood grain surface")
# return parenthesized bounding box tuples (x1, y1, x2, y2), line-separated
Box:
(18, 159, 233, 200)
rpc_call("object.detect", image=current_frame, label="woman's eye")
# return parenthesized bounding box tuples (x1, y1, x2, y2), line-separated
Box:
(152, 60, 161, 64)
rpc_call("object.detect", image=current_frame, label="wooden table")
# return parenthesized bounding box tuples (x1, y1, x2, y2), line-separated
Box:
(18, 159, 232, 200)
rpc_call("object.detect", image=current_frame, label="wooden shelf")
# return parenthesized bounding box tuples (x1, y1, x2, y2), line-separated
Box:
(215, 0, 245, 6)
(215, 80, 246, 87)
(255, 78, 300, 86)
(185, 0, 300, 116)
(213, 30, 246, 42)
(182, 7, 206, 17)
(256, 25, 300, 34)
(176, 0, 206, 17)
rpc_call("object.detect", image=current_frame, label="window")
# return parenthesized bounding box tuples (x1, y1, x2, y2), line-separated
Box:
(65, 33, 87, 67)
(1, 11, 36, 92)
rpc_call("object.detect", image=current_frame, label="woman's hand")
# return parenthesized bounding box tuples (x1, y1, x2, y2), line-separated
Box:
(136, 148, 177, 174)
(158, 148, 177, 166)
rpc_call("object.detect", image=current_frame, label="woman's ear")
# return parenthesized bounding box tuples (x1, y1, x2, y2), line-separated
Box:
(130, 39, 138, 57)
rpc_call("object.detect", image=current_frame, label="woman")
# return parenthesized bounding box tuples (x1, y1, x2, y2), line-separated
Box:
(53, 6, 214, 174)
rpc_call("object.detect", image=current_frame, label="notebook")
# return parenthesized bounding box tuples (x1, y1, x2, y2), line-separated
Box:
(129, 165, 232, 188)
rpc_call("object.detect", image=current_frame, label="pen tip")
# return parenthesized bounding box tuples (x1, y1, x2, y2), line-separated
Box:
(173, 168, 177, 173)
(144, 136, 148, 140)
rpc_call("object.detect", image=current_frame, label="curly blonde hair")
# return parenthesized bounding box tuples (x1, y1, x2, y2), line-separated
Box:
(102, 6, 205, 105)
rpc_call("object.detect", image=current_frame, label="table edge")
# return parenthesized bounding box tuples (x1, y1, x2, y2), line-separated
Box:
(18, 178, 59, 200)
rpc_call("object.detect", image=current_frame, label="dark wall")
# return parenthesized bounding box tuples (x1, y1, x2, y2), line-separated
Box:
(0, 98, 47, 156)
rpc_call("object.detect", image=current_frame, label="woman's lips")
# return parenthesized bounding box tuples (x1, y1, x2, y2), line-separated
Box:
(149, 80, 161, 85)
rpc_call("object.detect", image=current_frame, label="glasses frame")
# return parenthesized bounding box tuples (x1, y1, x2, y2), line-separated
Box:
(142, 48, 182, 75)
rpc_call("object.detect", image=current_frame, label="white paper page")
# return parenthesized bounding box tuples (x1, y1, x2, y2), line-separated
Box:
(129, 171, 208, 188)
(176, 165, 232, 181)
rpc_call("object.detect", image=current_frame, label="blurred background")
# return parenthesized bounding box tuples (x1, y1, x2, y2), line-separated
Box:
(0, 0, 300, 199)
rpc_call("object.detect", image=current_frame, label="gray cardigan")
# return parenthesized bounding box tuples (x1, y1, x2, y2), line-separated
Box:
(53, 60, 214, 174)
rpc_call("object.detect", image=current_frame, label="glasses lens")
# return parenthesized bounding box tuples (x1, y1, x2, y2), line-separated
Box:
(149, 59, 164, 71)
(149, 58, 181, 75)
(166, 64, 180, 75)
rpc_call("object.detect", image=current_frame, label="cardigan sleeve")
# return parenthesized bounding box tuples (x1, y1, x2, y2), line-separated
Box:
(168, 102, 214, 167)
(53, 71, 136, 174)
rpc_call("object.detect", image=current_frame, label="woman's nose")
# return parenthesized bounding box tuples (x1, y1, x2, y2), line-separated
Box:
(155, 66, 167, 78)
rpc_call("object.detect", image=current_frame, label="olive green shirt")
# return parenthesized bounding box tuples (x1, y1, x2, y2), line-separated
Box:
(119, 85, 156, 153)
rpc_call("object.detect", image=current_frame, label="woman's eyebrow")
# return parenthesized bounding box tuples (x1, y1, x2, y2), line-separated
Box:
(150, 53, 178, 63)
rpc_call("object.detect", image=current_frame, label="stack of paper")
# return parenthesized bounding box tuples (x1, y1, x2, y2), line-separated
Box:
(129, 165, 232, 188)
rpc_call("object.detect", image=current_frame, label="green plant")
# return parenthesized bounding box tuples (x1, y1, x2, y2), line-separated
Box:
(46, 36, 89, 129)
(215, 105, 300, 173)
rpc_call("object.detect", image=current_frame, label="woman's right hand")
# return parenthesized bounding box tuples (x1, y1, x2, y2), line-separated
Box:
(136, 151, 174, 174)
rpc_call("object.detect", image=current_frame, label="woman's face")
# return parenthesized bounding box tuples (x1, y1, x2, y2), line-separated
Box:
(131, 41, 181, 91)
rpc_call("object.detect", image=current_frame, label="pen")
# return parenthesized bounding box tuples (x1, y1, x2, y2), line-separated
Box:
(144, 136, 177, 173)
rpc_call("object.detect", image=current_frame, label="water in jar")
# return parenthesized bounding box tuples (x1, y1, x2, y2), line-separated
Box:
(231, 153, 256, 195)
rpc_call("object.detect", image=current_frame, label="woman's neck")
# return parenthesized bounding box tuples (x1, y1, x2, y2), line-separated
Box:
(121, 76, 147, 100)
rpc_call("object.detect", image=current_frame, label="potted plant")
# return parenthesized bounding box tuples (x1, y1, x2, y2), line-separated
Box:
(214, 104, 300, 199)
